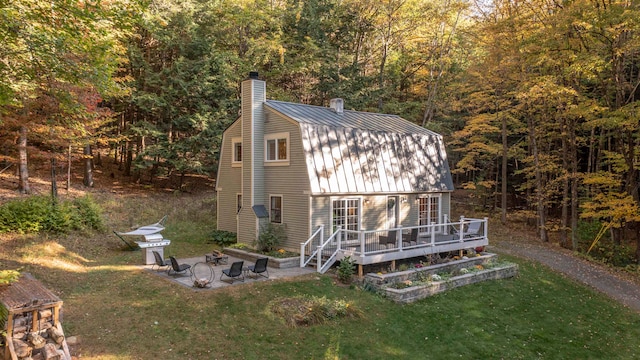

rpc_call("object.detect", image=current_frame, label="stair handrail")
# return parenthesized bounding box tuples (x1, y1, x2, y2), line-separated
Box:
(316, 226, 342, 273)
(300, 225, 324, 267)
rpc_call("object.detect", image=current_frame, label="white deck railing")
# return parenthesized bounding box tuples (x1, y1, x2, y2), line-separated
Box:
(300, 217, 489, 273)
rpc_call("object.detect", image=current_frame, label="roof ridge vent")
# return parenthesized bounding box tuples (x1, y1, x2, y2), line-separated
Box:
(330, 98, 343, 114)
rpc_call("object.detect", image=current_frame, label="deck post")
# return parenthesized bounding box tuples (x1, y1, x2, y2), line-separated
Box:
(316, 245, 322, 272)
(483, 217, 488, 240)
(391, 260, 396, 271)
(443, 214, 449, 235)
(358, 264, 363, 278)
(459, 215, 465, 242)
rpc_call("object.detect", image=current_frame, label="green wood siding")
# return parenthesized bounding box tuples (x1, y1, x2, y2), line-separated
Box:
(217, 120, 242, 233)
(263, 111, 311, 250)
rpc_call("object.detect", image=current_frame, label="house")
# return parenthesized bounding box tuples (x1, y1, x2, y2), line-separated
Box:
(216, 72, 488, 273)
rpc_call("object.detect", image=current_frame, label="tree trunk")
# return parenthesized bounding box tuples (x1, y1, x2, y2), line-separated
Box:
(528, 116, 548, 242)
(570, 119, 579, 251)
(67, 144, 72, 191)
(83, 144, 94, 187)
(124, 141, 132, 176)
(501, 113, 508, 225)
(18, 125, 30, 194)
(560, 119, 569, 248)
(51, 157, 58, 201)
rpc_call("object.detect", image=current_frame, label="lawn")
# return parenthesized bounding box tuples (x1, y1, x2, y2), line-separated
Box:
(2, 190, 640, 359)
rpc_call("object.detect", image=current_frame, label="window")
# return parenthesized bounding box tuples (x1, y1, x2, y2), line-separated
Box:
(418, 195, 441, 233)
(332, 198, 360, 239)
(236, 194, 242, 214)
(270, 195, 282, 223)
(265, 132, 289, 164)
(232, 137, 242, 166)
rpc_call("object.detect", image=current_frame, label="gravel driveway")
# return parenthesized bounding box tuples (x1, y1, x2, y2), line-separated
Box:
(490, 240, 640, 313)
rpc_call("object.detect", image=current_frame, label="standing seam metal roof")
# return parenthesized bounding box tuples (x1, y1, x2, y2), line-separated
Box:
(264, 100, 453, 195)
(265, 100, 440, 136)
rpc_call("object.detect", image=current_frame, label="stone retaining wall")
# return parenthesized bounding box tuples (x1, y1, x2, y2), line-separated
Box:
(362, 253, 519, 304)
(364, 253, 499, 287)
(382, 264, 518, 304)
(222, 248, 299, 269)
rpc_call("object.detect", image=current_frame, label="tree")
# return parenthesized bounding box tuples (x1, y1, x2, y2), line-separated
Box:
(0, 0, 137, 192)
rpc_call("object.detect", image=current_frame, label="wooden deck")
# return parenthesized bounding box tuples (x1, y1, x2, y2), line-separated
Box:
(301, 217, 489, 273)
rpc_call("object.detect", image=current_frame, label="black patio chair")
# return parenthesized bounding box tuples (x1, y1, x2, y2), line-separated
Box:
(220, 261, 244, 283)
(248, 257, 269, 279)
(168, 256, 192, 276)
(379, 230, 398, 246)
(152, 251, 170, 272)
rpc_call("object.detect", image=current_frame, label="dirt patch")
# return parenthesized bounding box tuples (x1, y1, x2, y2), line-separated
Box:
(0, 152, 215, 201)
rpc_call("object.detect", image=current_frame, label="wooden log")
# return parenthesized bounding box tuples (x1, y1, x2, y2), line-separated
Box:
(12, 338, 33, 358)
(56, 323, 72, 360)
(13, 316, 28, 327)
(27, 332, 46, 349)
(12, 331, 26, 340)
(47, 327, 65, 345)
(13, 325, 28, 334)
(38, 310, 53, 319)
(43, 343, 61, 360)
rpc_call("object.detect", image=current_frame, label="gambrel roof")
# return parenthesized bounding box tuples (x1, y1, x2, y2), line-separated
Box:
(264, 100, 454, 195)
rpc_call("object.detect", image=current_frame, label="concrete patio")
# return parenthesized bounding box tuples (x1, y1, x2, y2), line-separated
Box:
(141, 254, 316, 290)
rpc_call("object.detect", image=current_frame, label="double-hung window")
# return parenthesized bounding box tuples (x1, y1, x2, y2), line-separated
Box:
(232, 137, 242, 166)
(265, 132, 289, 165)
(270, 195, 283, 223)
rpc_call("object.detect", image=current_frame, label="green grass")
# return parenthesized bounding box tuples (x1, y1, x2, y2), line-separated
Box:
(2, 192, 640, 359)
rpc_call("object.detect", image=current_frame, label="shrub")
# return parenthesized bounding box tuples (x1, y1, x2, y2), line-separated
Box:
(228, 242, 250, 250)
(0, 195, 104, 234)
(71, 195, 105, 232)
(575, 220, 606, 251)
(209, 229, 237, 247)
(588, 242, 635, 267)
(255, 223, 287, 252)
(337, 256, 356, 284)
(0, 196, 50, 233)
(268, 295, 362, 327)
(0, 270, 20, 285)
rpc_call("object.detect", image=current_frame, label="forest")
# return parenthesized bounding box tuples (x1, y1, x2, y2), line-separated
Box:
(1, 0, 639, 260)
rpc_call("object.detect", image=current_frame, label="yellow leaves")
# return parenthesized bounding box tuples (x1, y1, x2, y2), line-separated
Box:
(582, 171, 622, 189)
(580, 191, 640, 226)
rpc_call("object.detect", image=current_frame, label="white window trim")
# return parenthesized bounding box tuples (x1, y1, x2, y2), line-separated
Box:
(231, 137, 242, 167)
(264, 132, 290, 166)
(236, 193, 243, 214)
(330, 197, 362, 243)
(270, 194, 283, 224)
(417, 194, 442, 235)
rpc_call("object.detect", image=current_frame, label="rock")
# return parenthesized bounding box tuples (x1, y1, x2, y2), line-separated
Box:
(65, 336, 79, 346)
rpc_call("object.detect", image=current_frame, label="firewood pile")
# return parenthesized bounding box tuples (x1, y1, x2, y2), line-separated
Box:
(1, 274, 71, 360)
(9, 313, 67, 360)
